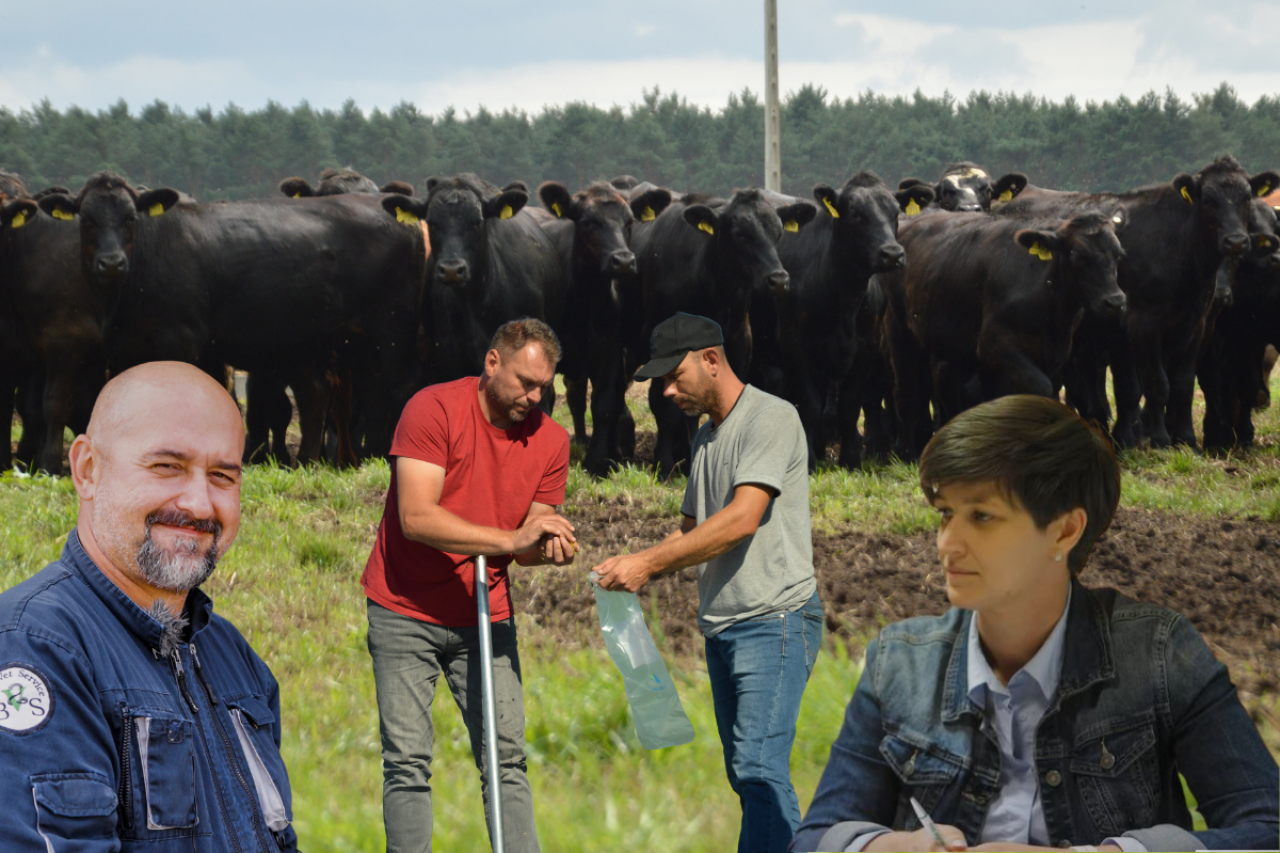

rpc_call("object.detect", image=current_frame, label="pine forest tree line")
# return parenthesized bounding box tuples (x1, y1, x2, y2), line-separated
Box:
(2, 83, 1279, 202)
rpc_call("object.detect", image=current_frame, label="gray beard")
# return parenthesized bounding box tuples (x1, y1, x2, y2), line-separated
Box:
(136, 518, 220, 593)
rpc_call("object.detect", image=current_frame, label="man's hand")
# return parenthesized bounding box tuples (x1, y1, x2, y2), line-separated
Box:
(970, 846, 1120, 852)
(538, 530, 576, 565)
(509, 510, 576, 555)
(593, 553, 655, 593)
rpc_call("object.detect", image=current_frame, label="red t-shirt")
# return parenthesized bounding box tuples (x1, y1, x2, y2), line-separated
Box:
(361, 376, 570, 626)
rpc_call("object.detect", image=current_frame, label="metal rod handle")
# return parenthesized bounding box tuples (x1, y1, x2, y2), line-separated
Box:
(476, 554, 506, 853)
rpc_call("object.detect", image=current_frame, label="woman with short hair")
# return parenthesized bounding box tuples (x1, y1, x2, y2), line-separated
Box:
(790, 395, 1279, 852)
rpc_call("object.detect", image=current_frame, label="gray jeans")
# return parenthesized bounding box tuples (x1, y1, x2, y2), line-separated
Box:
(366, 599, 540, 853)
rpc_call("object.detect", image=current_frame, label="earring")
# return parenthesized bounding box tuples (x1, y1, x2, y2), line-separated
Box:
(1054, 551, 1063, 563)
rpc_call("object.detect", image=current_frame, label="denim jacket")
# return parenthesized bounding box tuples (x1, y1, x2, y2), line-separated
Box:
(0, 532, 299, 852)
(791, 582, 1279, 852)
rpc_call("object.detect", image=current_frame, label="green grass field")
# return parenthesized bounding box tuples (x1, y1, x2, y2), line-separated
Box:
(0, 374, 1277, 849)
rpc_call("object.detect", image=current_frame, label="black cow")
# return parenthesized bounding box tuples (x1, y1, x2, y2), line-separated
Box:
(1199, 199, 1280, 450)
(382, 174, 564, 386)
(898, 162, 1027, 213)
(881, 210, 1127, 459)
(0, 187, 105, 474)
(751, 173, 932, 470)
(998, 156, 1279, 448)
(628, 187, 816, 477)
(40, 171, 424, 463)
(536, 180, 672, 476)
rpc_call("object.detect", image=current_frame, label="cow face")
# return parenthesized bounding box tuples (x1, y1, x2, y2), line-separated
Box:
(1245, 199, 1280, 272)
(815, 174, 924, 276)
(1016, 212, 1127, 317)
(1172, 157, 1280, 257)
(935, 164, 993, 212)
(407, 174, 528, 286)
(0, 170, 28, 202)
(43, 173, 180, 287)
(686, 189, 815, 297)
(540, 181, 651, 279)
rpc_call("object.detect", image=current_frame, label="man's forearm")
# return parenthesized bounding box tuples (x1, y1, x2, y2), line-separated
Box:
(401, 503, 514, 555)
(639, 507, 753, 577)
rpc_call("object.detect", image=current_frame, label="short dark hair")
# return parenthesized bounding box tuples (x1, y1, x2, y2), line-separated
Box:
(489, 317, 562, 365)
(918, 395, 1120, 575)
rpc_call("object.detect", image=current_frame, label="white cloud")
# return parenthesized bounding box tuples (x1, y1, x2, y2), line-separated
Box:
(635, 23, 657, 37)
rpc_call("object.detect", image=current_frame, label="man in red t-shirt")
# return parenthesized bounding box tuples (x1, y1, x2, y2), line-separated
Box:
(363, 318, 575, 853)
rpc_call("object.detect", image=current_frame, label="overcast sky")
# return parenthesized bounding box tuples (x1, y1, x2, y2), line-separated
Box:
(2, 1, 1278, 117)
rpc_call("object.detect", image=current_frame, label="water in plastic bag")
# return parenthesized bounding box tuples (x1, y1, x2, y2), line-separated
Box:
(590, 576, 696, 750)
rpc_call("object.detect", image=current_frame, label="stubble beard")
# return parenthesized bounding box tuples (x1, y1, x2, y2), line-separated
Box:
(487, 381, 529, 423)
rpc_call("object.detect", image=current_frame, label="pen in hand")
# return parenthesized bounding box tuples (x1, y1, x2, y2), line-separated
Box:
(910, 796, 964, 851)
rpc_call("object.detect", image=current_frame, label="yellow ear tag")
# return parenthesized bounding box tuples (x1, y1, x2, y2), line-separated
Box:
(292, 192, 301, 199)
(10, 211, 26, 229)
(53, 207, 74, 221)
(783, 219, 799, 232)
(551, 202, 563, 217)
(822, 197, 840, 218)
(1258, 184, 1271, 197)
(500, 204, 514, 220)
(1181, 187, 1193, 204)
(640, 206, 655, 222)
(698, 220, 715, 235)
(999, 189, 1013, 202)
(1029, 241, 1053, 261)
(905, 199, 922, 216)
(395, 207, 419, 225)
(149, 203, 165, 217)
(1260, 237, 1272, 249)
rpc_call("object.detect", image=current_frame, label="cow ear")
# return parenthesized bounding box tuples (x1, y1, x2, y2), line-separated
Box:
(813, 185, 841, 219)
(683, 204, 720, 236)
(1249, 171, 1279, 198)
(1108, 205, 1130, 231)
(381, 195, 429, 226)
(897, 177, 928, 191)
(502, 180, 530, 195)
(992, 172, 1028, 204)
(483, 188, 527, 220)
(896, 185, 934, 216)
(610, 174, 640, 191)
(380, 180, 415, 196)
(37, 193, 79, 221)
(1172, 173, 1197, 205)
(1015, 229, 1059, 261)
(137, 188, 180, 217)
(1, 199, 39, 230)
(538, 181, 577, 220)
(776, 202, 816, 233)
(1249, 231, 1276, 257)
(630, 188, 672, 222)
(424, 176, 442, 194)
(279, 177, 315, 198)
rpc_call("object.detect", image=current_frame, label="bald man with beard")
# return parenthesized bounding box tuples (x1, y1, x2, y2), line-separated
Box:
(0, 362, 299, 852)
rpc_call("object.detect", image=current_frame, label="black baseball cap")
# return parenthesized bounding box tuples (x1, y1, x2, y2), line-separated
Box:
(633, 312, 724, 379)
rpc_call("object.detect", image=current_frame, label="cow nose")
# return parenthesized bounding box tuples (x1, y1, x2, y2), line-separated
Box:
(95, 252, 127, 278)
(1102, 292, 1127, 315)
(767, 270, 790, 294)
(1214, 284, 1234, 308)
(437, 259, 468, 284)
(1221, 232, 1250, 255)
(957, 203, 982, 212)
(608, 250, 636, 276)
(877, 245, 906, 270)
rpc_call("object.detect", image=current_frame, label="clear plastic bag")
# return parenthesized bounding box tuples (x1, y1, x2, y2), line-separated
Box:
(590, 575, 696, 750)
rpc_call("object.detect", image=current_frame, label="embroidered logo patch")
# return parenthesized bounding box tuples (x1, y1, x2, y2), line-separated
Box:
(0, 665, 53, 733)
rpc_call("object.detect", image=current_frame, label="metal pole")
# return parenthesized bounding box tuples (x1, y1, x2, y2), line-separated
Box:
(764, 0, 782, 192)
(476, 554, 506, 853)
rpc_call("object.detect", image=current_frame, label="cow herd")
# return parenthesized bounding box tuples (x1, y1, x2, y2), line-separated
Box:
(0, 155, 1277, 479)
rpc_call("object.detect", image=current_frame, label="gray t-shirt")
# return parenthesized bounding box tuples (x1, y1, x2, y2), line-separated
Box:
(680, 384, 816, 636)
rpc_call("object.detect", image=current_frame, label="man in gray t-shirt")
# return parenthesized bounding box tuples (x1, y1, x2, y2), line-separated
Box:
(593, 313, 823, 853)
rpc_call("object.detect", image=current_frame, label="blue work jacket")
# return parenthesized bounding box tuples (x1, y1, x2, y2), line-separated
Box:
(791, 581, 1279, 852)
(0, 531, 299, 852)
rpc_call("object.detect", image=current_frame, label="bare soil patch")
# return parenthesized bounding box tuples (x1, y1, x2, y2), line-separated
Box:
(517, 501, 1280, 703)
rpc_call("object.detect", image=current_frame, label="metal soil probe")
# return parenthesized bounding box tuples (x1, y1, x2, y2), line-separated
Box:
(475, 554, 506, 853)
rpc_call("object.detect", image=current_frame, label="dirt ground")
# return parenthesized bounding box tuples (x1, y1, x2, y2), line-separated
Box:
(519, 496, 1280, 715)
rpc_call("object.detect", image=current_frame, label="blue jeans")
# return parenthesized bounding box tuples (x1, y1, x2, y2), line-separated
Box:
(706, 593, 824, 853)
